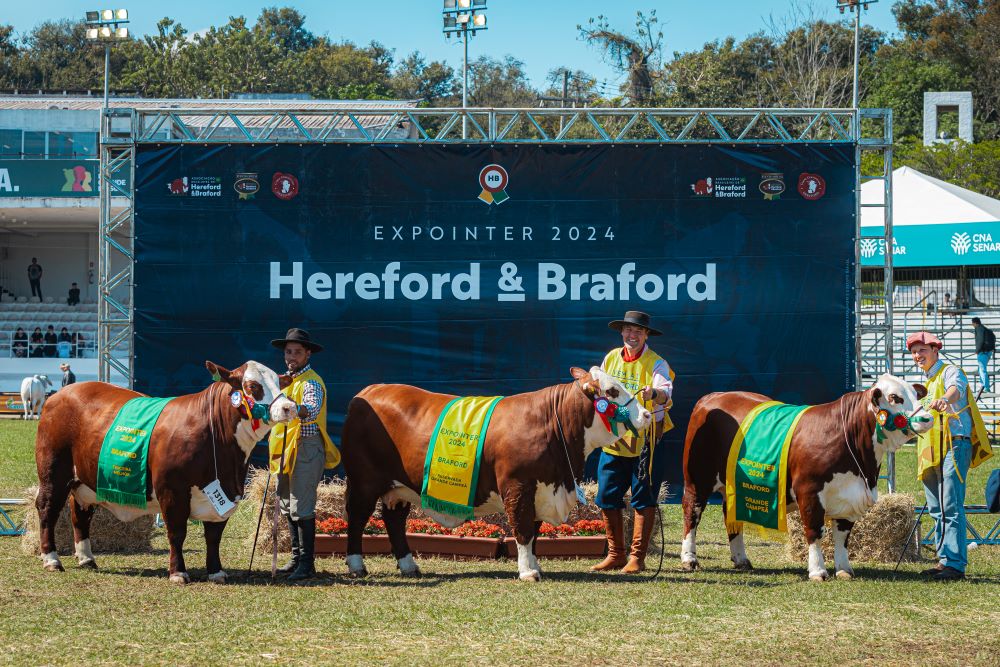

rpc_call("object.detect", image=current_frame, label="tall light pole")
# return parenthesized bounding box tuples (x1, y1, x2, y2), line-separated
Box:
(85, 8, 130, 112)
(443, 0, 488, 139)
(837, 0, 877, 109)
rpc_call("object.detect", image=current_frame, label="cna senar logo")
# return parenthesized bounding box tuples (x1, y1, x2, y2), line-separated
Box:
(859, 237, 906, 258)
(860, 238, 879, 258)
(950, 232, 972, 255)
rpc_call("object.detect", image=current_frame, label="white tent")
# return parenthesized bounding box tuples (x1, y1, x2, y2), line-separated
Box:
(861, 166, 1000, 228)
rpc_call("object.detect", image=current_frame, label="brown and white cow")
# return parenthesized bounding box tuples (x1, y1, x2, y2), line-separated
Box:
(34, 360, 298, 583)
(680, 374, 932, 581)
(340, 366, 653, 581)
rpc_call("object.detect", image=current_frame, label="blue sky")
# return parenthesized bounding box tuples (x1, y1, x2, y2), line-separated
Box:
(7, 1, 900, 90)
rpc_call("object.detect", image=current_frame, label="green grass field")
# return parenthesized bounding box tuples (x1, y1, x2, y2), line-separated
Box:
(1, 420, 999, 666)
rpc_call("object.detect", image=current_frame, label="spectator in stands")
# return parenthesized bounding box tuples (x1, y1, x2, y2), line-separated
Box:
(972, 317, 996, 394)
(60, 363, 76, 388)
(29, 327, 44, 358)
(27, 257, 43, 300)
(943, 293, 953, 310)
(67, 282, 80, 306)
(44, 325, 57, 358)
(12, 327, 27, 358)
(57, 327, 73, 358)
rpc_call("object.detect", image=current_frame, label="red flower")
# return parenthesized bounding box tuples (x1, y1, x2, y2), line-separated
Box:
(364, 518, 386, 535)
(406, 518, 451, 535)
(453, 520, 506, 538)
(317, 517, 348, 535)
(893, 414, 909, 429)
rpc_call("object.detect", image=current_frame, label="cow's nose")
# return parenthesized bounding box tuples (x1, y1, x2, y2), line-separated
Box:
(641, 409, 651, 421)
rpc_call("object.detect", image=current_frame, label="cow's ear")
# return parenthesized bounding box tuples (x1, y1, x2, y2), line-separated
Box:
(278, 373, 293, 390)
(570, 367, 589, 382)
(871, 386, 883, 407)
(205, 361, 241, 389)
(913, 383, 928, 400)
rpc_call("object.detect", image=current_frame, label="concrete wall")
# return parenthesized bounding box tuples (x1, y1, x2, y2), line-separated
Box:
(0, 232, 100, 302)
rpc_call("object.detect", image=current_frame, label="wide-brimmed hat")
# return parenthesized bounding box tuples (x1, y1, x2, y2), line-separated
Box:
(608, 310, 662, 337)
(906, 331, 942, 351)
(270, 328, 323, 353)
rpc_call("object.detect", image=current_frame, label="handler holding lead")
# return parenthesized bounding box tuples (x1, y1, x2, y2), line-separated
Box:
(591, 310, 674, 574)
(270, 328, 340, 581)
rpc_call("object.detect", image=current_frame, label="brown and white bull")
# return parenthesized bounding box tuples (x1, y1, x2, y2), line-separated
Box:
(34, 360, 298, 583)
(680, 374, 932, 581)
(340, 367, 653, 581)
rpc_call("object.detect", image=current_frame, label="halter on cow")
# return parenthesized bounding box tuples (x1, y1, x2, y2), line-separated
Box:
(34, 360, 298, 584)
(341, 366, 653, 582)
(680, 374, 933, 581)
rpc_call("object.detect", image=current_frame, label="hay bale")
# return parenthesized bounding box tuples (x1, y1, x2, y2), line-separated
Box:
(785, 493, 919, 563)
(20, 486, 154, 556)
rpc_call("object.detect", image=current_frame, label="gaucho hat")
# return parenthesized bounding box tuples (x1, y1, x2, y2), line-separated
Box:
(270, 327, 323, 353)
(608, 310, 662, 337)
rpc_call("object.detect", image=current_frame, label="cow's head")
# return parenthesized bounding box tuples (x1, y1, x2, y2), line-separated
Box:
(571, 366, 654, 438)
(34, 375, 52, 389)
(870, 373, 933, 451)
(205, 360, 297, 424)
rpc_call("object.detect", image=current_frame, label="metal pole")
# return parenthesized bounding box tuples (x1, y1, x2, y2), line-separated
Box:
(462, 25, 468, 140)
(560, 70, 569, 134)
(103, 44, 110, 111)
(852, 5, 860, 109)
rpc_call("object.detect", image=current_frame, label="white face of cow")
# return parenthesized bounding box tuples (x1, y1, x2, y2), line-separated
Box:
(588, 366, 654, 432)
(872, 373, 933, 452)
(241, 361, 298, 424)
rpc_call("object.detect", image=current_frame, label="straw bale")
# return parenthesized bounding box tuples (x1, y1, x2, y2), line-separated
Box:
(785, 493, 919, 563)
(20, 486, 154, 556)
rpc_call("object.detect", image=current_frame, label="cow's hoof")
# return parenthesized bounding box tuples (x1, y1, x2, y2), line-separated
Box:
(43, 560, 64, 572)
(347, 567, 368, 579)
(396, 554, 421, 577)
(78, 559, 98, 570)
(835, 569, 854, 580)
(169, 572, 191, 585)
(733, 560, 754, 572)
(809, 571, 830, 582)
(518, 570, 541, 582)
(680, 559, 700, 571)
(207, 570, 228, 584)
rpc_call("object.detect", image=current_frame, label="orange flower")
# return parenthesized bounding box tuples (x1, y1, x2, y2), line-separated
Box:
(317, 517, 348, 535)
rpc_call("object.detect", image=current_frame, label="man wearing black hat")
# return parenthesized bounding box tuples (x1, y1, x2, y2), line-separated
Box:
(591, 310, 674, 574)
(269, 328, 341, 581)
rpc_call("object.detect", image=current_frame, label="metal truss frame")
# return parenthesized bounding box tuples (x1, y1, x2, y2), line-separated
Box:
(99, 106, 893, 444)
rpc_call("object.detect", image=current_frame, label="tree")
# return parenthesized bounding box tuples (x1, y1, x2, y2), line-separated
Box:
(579, 10, 662, 105)
(18, 20, 112, 90)
(119, 18, 196, 98)
(255, 6, 315, 53)
(390, 52, 455, 105)
(295, 40, 394, 100)
(661, 36, 772, 108)
(183, 16, 289, 97)
(466, 55, 536, 107)
(895, 137, 1000, 198)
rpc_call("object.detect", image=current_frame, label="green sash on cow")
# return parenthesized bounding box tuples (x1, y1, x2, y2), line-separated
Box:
(421, 396, 503, 520)
(725, 401, 812, 533)
(96, 397, 173, 508)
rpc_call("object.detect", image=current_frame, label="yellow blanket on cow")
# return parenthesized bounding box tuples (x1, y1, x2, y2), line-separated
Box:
(421, 395, 503, 520)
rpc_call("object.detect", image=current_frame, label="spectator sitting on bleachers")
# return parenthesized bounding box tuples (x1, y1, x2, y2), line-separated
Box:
(29, 327, 43, 358)
(57, 327, 73, 358)
(12, 327, 27, 358)
(67, 282, 80, 306)
(44, 325, 57, 358)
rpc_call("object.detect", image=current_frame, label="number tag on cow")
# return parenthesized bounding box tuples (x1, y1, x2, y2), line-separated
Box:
(575, 483, 587, 505)
(202, 479, 236, 516)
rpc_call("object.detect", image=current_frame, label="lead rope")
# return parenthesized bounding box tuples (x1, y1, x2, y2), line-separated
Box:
(271, 428, 288, 579)
(839, 396, 877, 509)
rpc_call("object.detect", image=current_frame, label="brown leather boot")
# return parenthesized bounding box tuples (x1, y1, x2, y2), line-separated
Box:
(590, 509, 627, 571)
(622, 507, 657, 573)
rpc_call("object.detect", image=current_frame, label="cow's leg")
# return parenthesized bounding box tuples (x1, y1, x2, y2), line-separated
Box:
(345, 480, 378, 577)
(798, 494, 829, 581)
(204, 520, 228, 583)
(35, 441, 74, 572)
(833, 519, 855, 580)
(720, 496, 752, 570)
(69, 494, 98, 570)
(680, 484, 709, 571)
(503, 481, 542, 582)
(382, 502, 420, 577)
(160, 493, 192, 584)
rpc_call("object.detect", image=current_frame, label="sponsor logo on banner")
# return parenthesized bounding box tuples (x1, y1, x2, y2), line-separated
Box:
(234, 172, 259, 200)
(0, 168, 20, 193)
(951, 232, 972, 255)
(61, 165, 93, 192)
(950, 231, 1000, 256)
(759, 172, 785, 200)
(478, 164, 509, 205)
(272, 172, 299, 200)
(167, 176, 222, 197)
(860, 237, 906, 259)
(797, 173, 825, 200)
(690, 177, 746, 198)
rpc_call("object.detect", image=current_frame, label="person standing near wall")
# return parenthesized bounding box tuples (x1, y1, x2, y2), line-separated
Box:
(27, 258, 43, 300)
(972, 317, 995, 394)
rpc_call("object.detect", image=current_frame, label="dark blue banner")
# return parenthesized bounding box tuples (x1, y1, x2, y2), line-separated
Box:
(133, 143, 856, 499)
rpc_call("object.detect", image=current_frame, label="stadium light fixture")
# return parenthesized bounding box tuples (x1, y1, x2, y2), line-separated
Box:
(84, 7, 131, 111)
(835, 0, 877, 109)
(442, 0, 487, 139)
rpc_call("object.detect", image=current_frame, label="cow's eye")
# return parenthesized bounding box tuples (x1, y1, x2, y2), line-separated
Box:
(606, 387, 620, 398)
(888, 393, 903, 405)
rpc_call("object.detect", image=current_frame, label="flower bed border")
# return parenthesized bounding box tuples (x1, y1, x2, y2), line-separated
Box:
(315, 533, 606, 559)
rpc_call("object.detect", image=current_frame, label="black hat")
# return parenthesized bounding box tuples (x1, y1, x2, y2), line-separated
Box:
(270, 328, 323, 353)
(608, 310, 662, 337)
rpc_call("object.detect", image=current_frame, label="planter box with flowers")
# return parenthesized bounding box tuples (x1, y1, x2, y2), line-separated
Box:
(501, 520, 607, 559)
(315, 517, 605, 560)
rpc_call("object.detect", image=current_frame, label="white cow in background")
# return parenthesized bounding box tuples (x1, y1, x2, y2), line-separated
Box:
(20, 375, 52, 420)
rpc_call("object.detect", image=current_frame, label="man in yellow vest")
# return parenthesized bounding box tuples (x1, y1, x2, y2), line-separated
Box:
(591, 310, 674, 574)
(269, 328, 340, 581)
(908, 331, 993, 581)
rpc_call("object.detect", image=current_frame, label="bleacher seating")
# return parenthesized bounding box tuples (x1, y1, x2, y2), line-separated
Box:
(0, 301, 98, 358)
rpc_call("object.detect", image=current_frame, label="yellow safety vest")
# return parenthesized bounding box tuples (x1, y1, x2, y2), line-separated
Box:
(916, 363, 992, 480)
(268, 368, 340, 475)
(600, 346, 675, 457)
